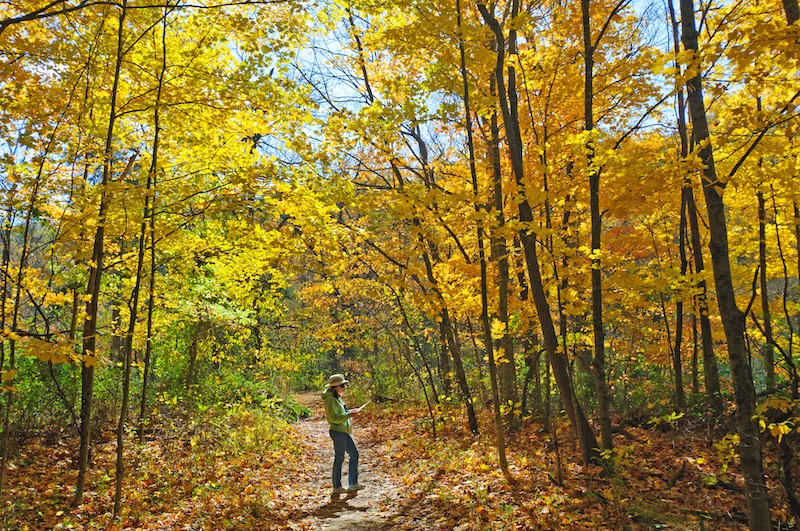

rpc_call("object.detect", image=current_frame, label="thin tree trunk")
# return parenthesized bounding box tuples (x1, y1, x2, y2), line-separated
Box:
(1, 36, 88, 494)
(775, 196, 799, 397)
(396, 292, 439, 402)
(674, 191, 688, 412)
(757, 191, 776, 392)
(0, 195, 14, 497)
(455, 0, 508, 472)
(679, 0, 771, 527)
(668, 0, 722, 413)
(138, 192, 157, 441)
(543, 350, 551, 433)
(401, 131, 477, 432)
(73, 3, 128, 506)
(670, 2, 689, 413)
(465, 317, 487, 398)
(114, 166, 153, 516)
(138, 4, 168, 441)
(1, 165, 45, 496)
(796, 202, 800, 342)
(69, 290, 80, 341)
(111, 306, 123, 362)
(478, 3, 600, 466)
(554, 195, 574, 435)
(485, 78, 518, 430)
(692, 301, 699, 396)
(186, 326, 200, 393)
(581, 0, 613, 453)
(440, 310, 478, 433)
(397, 333, 436, 438)
(688, 189, 722, 411)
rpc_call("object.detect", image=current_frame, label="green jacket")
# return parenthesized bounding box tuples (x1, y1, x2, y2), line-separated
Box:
(322, 389, 351, 434)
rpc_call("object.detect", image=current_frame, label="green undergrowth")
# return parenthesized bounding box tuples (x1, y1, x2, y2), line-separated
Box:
(1, 393, 308, 531)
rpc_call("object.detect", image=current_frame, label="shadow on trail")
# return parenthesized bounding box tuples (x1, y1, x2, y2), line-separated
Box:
(312, 493, 368, 519)
(280, 491, 396, 530)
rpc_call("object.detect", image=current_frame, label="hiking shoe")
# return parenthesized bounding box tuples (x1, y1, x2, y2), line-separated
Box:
(331, 487, 347, 495)
(346, 484, 364, 492)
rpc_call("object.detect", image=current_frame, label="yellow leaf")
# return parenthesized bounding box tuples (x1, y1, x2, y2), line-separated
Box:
(490, 319, 506, 341)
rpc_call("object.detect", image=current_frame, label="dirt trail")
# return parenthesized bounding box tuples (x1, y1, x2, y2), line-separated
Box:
(277, 393, 411, 531)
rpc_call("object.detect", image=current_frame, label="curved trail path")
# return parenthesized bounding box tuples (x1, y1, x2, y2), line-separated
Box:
(275, 394, 425, 531)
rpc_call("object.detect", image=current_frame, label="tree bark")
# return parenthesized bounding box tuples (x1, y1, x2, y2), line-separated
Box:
(186, 324, 202, 393)
(439, 310, 478, 433)
(581, 0, 613, 453)
(1, 156, 45, 495)
(74, 3, 128, 508)
(673, 192, 688, 412)
(0, 192, 15, 497)
(782, 0, 799, 24)
(668, 0, 722, 413)
(486, 77, 518, 430)
(138, 4, 168, 441)
(478, 3, 600, 465)
(757, 191, 776, 392)
(114, 163, 153, 516)
(679, 0, 771, 527)
(688, 188, 722, 411)
(111, 305, 123, 363)
(396, 292, 439, 403)
(454, 0, 504, 463)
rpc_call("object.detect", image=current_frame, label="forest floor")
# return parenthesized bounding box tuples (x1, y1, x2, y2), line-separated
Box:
(274, 393, 773, 531)
(1, 394, 796, 530)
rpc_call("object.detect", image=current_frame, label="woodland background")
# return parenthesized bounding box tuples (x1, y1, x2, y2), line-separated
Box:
(0, 0, 799, 529)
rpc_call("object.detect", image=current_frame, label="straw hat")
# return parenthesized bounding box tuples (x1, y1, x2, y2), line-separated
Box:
(326, 373, 349, 389)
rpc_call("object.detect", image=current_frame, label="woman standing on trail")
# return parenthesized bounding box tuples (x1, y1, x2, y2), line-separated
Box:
(322, 374, 363, 495)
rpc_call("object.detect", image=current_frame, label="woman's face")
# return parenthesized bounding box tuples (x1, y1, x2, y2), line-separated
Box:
(336, 384, 346, 396)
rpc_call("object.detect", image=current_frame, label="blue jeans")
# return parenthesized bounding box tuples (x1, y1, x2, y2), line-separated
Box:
(330, 430, 359, 488)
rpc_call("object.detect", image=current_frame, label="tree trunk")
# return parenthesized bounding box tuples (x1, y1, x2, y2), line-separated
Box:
(668, 0, 690, 413)
(396, 292, 439, 403)
(0, 195, 14, 497)
(402, 129, 476, 432)
(782, 0, 799, 24)
(455, 0, 507, 469)
(186, 326, 201, 393)
(673, 191, 688, 412)
(795, 201, 800, 394)
(668, 0, 722, 413)
(138, 4, 168, 441)
(688, 188, 722, 410)
(73, 4, 128, 506)
(757, 191, 776, 392)
(1, 164, 44, 495)
(691, 305, 699, 396)
(111, 306, 123, 363)
(114, 168, 153, 516)
(486, 78, 518, 430)
(478, 3, 600, 465)
(440, 310, 478, 433)
(679, 0, 771, 527)
(581, 0, 613, 453)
